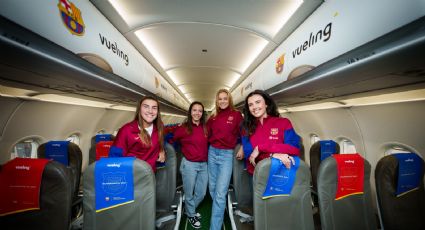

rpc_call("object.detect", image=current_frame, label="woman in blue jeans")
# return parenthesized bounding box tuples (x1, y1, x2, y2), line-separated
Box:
(207, 89, 243, 230)
(171, 101, 208, 229)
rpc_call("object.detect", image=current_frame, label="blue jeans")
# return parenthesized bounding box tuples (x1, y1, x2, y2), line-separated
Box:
(208, 146, 234, 230)
(180, 157, 208, 217)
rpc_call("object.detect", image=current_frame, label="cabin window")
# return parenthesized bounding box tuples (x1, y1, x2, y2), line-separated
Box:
(310, 134, 320, 145)
(340, 139, 357, 154)
(385, 146, 411, 156)
(66, 134, 80, 146)
(97, 130, 106, 134)
(10, 139, 40, 159)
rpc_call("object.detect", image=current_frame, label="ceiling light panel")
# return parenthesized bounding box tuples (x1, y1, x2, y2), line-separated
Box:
(134, 23, 268, 72)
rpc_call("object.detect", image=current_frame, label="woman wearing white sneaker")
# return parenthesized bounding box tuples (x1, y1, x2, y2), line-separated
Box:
(171, 101, 208, 229)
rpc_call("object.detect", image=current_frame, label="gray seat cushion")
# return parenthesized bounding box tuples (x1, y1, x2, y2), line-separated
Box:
(38, 142, 82, 201)
(0, 160, 73, 230)
(83, 158, 156, 230)
(253, 158, 314, 230)
(375, 154, 425, 230)
(317, 155, 376, 230)
(156, 143, 177, 213)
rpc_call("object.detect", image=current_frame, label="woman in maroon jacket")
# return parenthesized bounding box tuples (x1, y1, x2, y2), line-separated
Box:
(207, 89, 243, 230)
(113, 96, 165, 172)
(237, 90, 300, 175)
(171, 101, 208, 229)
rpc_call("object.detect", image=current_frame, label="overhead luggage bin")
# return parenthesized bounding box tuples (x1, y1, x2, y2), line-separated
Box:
(0, 16, 186, 115)
(267, 16, 425, 107)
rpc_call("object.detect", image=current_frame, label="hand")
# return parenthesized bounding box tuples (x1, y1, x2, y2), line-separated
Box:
(157, 151, 166, 163)
(236, 146, 244, 160)
(272, 153, 295, 169)
(249, 146, 259, 166)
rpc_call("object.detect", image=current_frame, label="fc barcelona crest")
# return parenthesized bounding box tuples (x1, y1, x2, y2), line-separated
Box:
(275, 54, 285, 74)
(270, 128, 278, 135)
(58, 0, 85, 36)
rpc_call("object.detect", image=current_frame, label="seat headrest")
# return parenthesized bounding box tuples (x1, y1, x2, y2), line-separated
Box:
(310, 140, 340, 190)
(95, 134, 113, 143)
(0, 158, 50, 216)
(44, 141, 70, 165)
(94, 157, 136, 212)
(393, 153, 424, 197)
(332, 153, 365, 200)
(109, 146, 123, 158)
(319, 140, 338, 161)
(96, 141, 113, 161)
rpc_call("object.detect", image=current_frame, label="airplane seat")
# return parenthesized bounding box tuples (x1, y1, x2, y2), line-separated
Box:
(375, 153, 425, 230)
(83, 157, 156, 230)
(253, 157, 314, 230)
(37, 141, 83, 201)
(228, 144, 254, 229)
(309, 139, 340, 226)
(310, 140, 340, 195)
(0, 158, 74, 230)
(317, 153, 377, 230)
(174, 143, 183, 188)
(37, 141, 83, 228)
(155, 143, 183, 229)
(88, 134, 114, 165)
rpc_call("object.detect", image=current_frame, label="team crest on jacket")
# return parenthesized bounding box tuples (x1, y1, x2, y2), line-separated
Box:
(58, 0, 85, 36)
(270, 128, 279, 135)
(226, 115, 234, 124)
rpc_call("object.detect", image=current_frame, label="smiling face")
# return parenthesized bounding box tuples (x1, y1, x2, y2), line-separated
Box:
(191, 104, 204, 124)
(247, 94, 268, 119)
(217, 92, 230, 110)
(139, 99, 158, 127)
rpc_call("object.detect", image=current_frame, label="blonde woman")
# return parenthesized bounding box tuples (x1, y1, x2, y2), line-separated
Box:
(207, 89, 242, 230)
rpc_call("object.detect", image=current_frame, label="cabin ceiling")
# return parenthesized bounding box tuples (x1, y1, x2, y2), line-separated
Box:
(90, 0, 322, 109)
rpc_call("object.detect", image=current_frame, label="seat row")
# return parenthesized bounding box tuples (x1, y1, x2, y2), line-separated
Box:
(0, 135, 182, 230)
(229, 141, 425, 230)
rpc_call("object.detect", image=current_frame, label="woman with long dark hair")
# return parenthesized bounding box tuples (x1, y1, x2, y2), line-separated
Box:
(113, 96, 165, 172)
(237, 89, 300, 175)
(171, 101, 208, 229)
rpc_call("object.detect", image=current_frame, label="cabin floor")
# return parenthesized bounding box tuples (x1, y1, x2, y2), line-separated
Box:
(179, 193, 232, 230)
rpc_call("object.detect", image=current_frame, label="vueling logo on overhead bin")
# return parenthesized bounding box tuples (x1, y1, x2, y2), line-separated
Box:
(275, 54, 285, 74)
(58, 0, 85, 36)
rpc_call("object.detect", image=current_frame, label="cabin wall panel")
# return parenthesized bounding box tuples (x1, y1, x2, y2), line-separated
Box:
(285, 108, 364, 164)
(95, 109, 133, 134)
(288, 100, 425, 213)
(0, 97, 23, 139)
(351, 101, 425, 168)
(0, 98, 133, 170)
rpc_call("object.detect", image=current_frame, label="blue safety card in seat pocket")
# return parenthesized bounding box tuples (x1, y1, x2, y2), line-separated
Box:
(262, 156, 300, 199)
(394, 153, 423, 197)
(95, 157, 135, 212)
(95, 134, 112, 143)
(46, 141, 70, 165)
(320, 140, 336, 161)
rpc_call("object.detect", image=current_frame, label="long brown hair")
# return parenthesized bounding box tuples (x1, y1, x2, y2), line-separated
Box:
(212, 88, 235, 117)
(242, 90, 279, 135)
(185, 101, 207, 136)
(134, 96, 164, 151)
